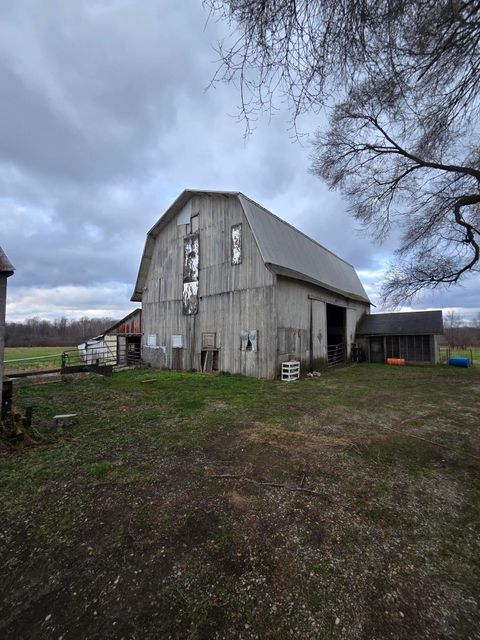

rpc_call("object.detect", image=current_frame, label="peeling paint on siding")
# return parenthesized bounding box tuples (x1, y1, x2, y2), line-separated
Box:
(231, 224, 242, 265)
(184, 234, 199, 281)
(183, 233, 199, 315)
(182, 281, 199, 315)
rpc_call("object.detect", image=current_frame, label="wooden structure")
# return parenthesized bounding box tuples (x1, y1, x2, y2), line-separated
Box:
(0, 247, 14, 409)
(77, 309, 142, 368)
(356, 311, 443, 364)
(132, 190, 371, 378)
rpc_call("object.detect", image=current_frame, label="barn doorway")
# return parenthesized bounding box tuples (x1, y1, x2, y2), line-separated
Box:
(201, 350, 219, 373)
(126, 336, 141, 364)
(326, 304, 346, 365)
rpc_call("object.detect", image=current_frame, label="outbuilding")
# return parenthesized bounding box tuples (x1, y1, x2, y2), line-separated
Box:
(355, 310, 444, 364)
(0, 247, 14, 406)
(77, 309, 142, 368)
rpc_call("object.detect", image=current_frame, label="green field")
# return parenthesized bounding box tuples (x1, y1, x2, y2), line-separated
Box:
(3, 346, 74, 373)
(0, 364, 479, 638)
(440, 347, 480, 366)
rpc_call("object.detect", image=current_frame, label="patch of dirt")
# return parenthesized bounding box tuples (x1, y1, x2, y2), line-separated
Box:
(225, 490, 256, 513)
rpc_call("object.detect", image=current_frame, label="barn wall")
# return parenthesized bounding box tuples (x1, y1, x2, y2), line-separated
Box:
(275, 276, 369, 370)
(0, 277, 7, 400)
(141, 193, 277, 377)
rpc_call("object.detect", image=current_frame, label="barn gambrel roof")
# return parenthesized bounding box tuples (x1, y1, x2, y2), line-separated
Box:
(131, 190, 370, 304)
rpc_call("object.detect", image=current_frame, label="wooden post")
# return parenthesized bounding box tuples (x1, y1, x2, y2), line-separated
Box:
(0, 247, 15, 413)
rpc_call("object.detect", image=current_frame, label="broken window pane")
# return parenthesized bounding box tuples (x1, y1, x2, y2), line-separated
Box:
(240, 329, 258, 351)
(191, 214, 199, 233)
(183, 233, 199, 315)
(183, 234, 199, 282)
(182, 281, 199, 315)
(231, 224, 242, 265)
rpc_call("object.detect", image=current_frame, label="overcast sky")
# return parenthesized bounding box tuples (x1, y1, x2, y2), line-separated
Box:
(1, 0, 478, 324)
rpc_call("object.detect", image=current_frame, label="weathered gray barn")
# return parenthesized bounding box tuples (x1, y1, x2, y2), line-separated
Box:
(0, 247, 14, 404)
(132, 190, 371, 378)
(356, 310, 444, 364)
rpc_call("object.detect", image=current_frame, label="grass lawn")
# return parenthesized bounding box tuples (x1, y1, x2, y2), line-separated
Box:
(0, 364, 479, 639)
(3, 346, 74, 373)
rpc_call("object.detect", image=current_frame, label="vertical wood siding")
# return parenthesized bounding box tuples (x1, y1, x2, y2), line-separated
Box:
(141, 194, 277, 378)
(0, 278, 7, 400)
(276, 276, 369, 370)
(140, 194, 369, 378)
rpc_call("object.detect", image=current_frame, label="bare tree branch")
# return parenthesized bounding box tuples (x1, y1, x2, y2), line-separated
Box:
(207, 0, 480, 300)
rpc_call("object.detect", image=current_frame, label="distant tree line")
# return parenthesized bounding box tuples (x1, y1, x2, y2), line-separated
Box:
(5, 317, 118, 347)
(441, 311, 480, 348)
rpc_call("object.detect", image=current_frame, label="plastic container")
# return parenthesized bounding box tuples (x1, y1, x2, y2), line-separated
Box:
(448, 357, 470, 368)
(386, 358, 406, 366)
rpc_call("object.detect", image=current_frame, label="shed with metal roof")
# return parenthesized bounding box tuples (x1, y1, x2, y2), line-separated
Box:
(356, 310, 444, 364)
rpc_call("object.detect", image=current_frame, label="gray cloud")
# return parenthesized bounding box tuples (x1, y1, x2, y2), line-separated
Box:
(1, 0, 478, 323)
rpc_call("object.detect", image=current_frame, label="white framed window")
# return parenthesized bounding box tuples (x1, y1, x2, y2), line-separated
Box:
(147, 334, 157, 347)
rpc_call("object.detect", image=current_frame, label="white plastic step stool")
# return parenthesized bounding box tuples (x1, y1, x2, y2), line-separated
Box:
(281, 361, 300, 382)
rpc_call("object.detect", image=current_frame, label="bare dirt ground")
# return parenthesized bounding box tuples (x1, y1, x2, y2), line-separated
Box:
(1, 364, 479, 639)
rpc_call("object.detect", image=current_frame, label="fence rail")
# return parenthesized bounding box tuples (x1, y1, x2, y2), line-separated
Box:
(438, 347, 478, 366)
(4, 352, 64, 374)
(4, 341, 141, 376)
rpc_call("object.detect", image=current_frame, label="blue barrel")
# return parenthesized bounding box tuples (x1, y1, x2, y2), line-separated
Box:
(448, 357, 470, 368)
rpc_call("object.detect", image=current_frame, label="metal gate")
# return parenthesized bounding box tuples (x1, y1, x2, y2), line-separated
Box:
(327, 342, 345, 366)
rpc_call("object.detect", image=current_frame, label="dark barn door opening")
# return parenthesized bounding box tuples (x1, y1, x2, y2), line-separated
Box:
(126, 336, 141, 365)
(326, 304, 346, 366)
(370, 336, 385, 363)
(201, 350, 219, 373)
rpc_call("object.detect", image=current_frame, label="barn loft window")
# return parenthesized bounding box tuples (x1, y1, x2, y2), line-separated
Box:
(190, 213, 199, 233)
(231, 224, 242, 265)
(185, 212, 199, 235)
(240, 329, 258, 352)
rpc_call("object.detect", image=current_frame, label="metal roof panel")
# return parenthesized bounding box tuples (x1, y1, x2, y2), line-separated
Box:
(357, 310, 444, 335)
(239, 195, 370, 303)
(131, 190, 371, 304)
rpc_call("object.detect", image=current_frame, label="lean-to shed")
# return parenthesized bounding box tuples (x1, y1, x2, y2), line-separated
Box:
(356, 310, 444, 364)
